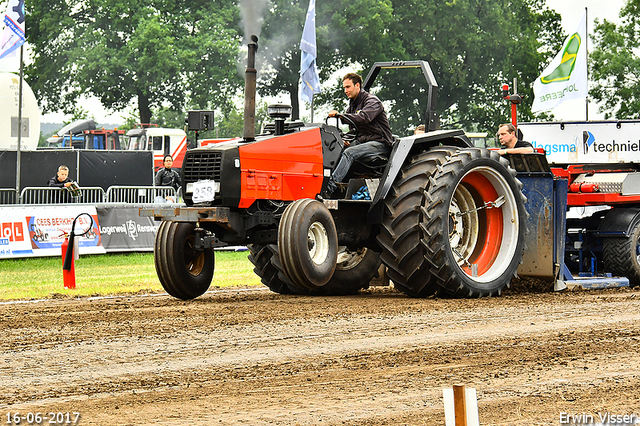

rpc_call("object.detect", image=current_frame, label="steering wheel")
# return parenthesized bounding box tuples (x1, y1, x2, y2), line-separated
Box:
(326, 114, 358, 145)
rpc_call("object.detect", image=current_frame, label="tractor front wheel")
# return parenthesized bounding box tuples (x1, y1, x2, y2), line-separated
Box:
(155, 221, 214, 300)
(278, 199, 338, 290)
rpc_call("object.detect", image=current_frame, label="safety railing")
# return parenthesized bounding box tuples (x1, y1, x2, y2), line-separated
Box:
(0, 188, 17, 205)
(0, 186, 182, 205)
(105, 186, 178, 204)
(20, 187, 107, 204)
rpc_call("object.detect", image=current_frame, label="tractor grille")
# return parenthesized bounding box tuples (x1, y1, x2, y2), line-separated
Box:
(183, 151, 222, 182)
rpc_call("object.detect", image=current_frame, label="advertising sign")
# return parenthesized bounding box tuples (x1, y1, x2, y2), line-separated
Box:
(519, 120, 640, 165)
(0, 206, 104, 258)
(96, 205, 159, 252)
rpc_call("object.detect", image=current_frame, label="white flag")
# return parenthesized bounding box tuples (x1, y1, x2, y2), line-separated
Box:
(299, 0, 321, 103)
(0, 0, 26, 60)
(532, 11, 587, 113)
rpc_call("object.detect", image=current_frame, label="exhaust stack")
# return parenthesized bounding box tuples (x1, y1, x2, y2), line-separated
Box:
(243, 35, 258, 141)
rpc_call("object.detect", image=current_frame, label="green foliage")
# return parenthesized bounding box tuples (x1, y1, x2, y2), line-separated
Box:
(63, 106, 93, 126)
(153, 107, 187, 129)
(258, 0, 562, 135)
(589, 0, 640, 119)
(24, 0, 564, 135)
(38, 132, 47, 148)
(25, 0, 244, 125)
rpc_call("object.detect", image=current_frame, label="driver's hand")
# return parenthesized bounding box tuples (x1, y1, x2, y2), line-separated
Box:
(343, 140, 351, 147)
(328, 110, 339, 117)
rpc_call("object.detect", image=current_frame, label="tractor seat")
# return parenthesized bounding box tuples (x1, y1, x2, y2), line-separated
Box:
(356, 152, 389, 167)
(351, 152, 389, 178)
(348, 137, 396, 178)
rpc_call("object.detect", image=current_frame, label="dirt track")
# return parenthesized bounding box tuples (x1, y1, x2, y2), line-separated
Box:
(1, 283, 640, 426)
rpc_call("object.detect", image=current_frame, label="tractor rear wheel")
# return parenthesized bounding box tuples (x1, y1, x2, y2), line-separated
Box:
(269, 246, 380, 296)
(329, 247, 381, 293)
(377, 147, 459, 297)
(278, 199, 338, 290)
(603, 221, 640, 287)
(247, 244, 293, 294)
(423, 148, 526, 297)
(305, 247, 381, 295)
(154, 221, 214, 300)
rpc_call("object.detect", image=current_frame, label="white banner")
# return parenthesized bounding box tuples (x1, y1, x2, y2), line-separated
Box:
(532, 11, 587, 113)
(519, 120, 640, 164)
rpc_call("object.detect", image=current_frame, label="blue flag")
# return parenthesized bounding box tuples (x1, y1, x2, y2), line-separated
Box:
(300, 0, 321, 103)
(0, 0, 26, 60)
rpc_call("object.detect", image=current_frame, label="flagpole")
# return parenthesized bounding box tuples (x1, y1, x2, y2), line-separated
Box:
(16, 44, 23, 201)
(585, 6, 589, 121)
(310, 94, 314, 122)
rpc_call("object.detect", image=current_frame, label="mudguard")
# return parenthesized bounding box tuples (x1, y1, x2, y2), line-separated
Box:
(367, 129, 472, 224)
(598, 208, 640, 238)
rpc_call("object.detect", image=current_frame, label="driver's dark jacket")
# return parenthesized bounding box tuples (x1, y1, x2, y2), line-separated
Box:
(342, 89, 393, 146)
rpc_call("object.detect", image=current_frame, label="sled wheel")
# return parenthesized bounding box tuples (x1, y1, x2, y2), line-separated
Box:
(377, 147, 460, 297)
(603, 220, 640, 287)
(278, 199, 338, 290)
(424, 148, 526, 297)
(247, 244, 293, 294)
(154, 221, 214, 300)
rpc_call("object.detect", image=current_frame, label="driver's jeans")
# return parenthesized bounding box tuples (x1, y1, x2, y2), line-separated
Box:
(330, 141, 391, 186)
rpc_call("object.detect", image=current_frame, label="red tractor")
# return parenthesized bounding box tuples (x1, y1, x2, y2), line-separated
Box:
(142, 36, 535, 300)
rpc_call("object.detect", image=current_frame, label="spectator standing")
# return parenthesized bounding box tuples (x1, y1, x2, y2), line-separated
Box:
(48, 165, 73, 188)
(155, 155, 181, 191)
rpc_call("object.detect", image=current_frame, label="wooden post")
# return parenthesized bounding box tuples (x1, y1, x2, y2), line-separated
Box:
(453, 384, 467, 426)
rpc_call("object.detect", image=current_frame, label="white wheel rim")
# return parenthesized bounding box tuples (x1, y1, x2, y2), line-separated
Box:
(336, 246, 368, 271)
(449, 166, 519, 282)
(308, 221, 329, 265)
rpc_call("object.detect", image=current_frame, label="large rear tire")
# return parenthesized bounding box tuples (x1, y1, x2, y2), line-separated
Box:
(603, 221, 640, 287)
(377, 148, 459, 297)
(154, 221, 214, 300)
(247, 244, 293, 294)
(423, 148, 526, 297)
(268, 245, 379, 296)
(278, 199, 338, 290)
(329, 247, 381, 293)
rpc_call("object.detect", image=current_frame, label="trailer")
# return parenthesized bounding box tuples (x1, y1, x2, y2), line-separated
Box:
(516, 120, 640, 289)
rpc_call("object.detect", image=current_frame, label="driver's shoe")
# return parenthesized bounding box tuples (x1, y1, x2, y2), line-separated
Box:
(321, 178, 338, 199)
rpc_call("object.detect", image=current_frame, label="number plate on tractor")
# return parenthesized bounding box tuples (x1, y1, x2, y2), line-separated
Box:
(190, 180, 219, 203)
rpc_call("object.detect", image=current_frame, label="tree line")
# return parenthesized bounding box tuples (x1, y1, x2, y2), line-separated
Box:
(22, 0, 637, 138)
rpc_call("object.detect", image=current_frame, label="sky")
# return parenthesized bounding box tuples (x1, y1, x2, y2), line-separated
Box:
(0, 0, 631, 125)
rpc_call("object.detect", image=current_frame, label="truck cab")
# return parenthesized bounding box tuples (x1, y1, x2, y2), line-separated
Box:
(126, 126, 188, 170)
(44, 119, 124, 150)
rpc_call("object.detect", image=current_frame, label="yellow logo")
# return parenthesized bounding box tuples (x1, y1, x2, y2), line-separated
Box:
(541, 33, 581, 84)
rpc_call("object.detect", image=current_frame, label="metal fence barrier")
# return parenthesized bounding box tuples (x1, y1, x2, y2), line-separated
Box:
(105, 186, 178, 204)
(0, 189, 17, 205)
(20, 187, 107, 204)
(0, 186, 181, 205)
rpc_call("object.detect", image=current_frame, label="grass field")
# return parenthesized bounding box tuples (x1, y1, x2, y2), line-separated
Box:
(0, 251, 261, 301)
